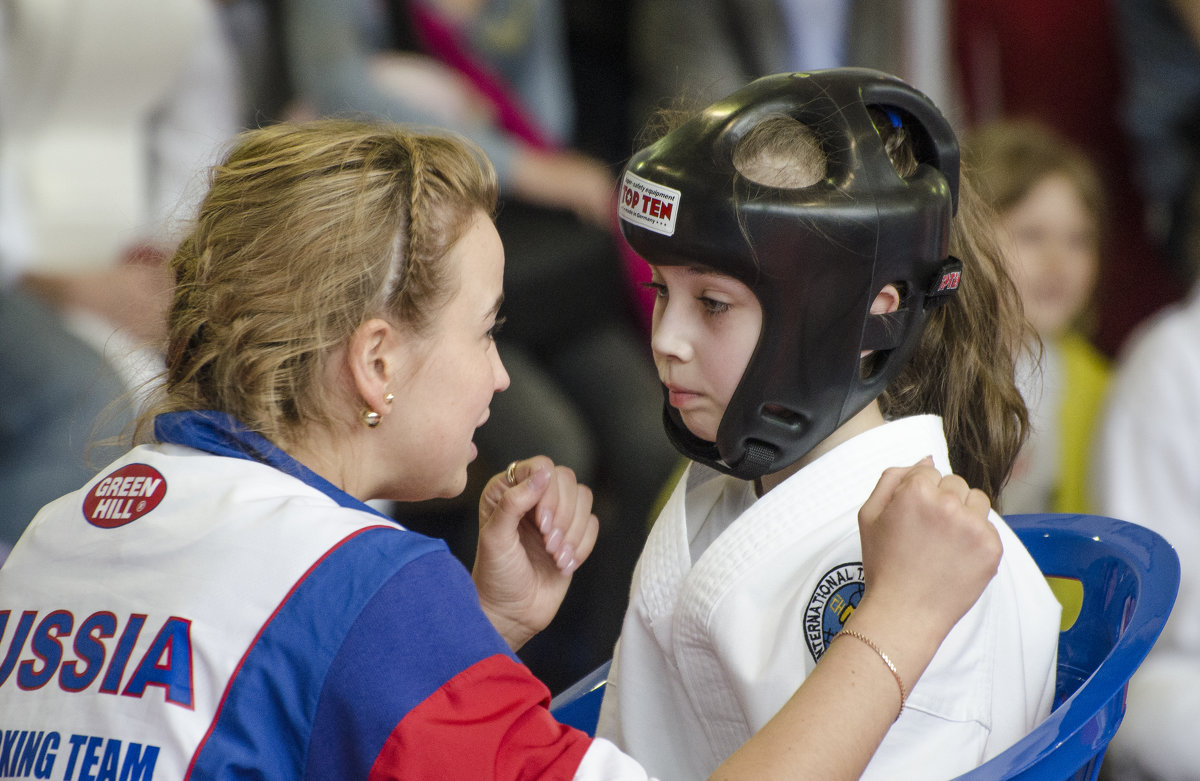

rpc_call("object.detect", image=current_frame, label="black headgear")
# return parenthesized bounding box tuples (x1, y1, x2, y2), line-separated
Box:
(619, 68, 962, 479)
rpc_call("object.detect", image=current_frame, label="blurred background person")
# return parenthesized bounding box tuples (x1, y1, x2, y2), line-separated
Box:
(966, 119, 1110, 515)
(955, 8, 1200, 770)
(0, 0, 240, 558)
(953, 0, 1185, 358)
(626, 0, 956, 133)
(1091, 165, 1200, 781)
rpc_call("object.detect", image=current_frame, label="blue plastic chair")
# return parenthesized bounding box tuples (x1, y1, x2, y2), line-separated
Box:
(549, 658, 611, 737)
(549, 513, 1180, 780)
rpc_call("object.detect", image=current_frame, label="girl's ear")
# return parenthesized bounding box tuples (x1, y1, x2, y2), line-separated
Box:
(870, 283, 902, 316)
(347, 317, 402, 412)
(860, 284, 904, 360)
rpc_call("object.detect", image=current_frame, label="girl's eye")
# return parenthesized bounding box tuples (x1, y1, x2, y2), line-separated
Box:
(487, 316, 507, 340)
(641, 281, 668, 299)
(700, 296, 731, 315)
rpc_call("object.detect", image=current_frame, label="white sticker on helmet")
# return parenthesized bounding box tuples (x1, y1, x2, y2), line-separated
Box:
(618, 170, 681, 236)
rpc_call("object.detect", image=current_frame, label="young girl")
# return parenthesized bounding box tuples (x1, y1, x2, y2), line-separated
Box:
(597, 69, 1062, 780)
(965, 119, 1111, 514)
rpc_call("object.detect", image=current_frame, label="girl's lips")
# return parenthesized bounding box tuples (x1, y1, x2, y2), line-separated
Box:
(665, 385, 701, 407)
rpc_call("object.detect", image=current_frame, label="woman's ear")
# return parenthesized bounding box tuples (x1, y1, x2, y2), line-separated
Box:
(347, 317, 402, 412)
(870, 283, 902, 316)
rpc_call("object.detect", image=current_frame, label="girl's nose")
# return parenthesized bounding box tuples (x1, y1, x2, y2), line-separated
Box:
(650, 300, 693, 362)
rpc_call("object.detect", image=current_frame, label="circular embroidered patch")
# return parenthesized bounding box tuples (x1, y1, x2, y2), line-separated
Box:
(82, 463, 168, 528)
(804, 561, 865, 662)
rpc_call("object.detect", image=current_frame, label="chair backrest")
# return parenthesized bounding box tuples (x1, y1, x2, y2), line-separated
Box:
(549, 658, 611, 736)
(953, 513, 1179, 780)
(550, 513, 1179, 781)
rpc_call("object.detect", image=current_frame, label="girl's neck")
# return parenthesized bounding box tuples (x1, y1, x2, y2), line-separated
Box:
(756, 401, 887, 496)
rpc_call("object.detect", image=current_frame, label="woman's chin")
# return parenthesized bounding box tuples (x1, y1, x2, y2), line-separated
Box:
(382, 473, 468, 504)
(438, 470, 470, 500)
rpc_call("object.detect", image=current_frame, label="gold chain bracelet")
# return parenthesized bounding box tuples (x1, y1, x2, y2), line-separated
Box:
(837, 629, 907, 721)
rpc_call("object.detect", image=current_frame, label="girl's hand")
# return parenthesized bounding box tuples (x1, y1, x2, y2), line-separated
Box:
(473, 456, 599, 650)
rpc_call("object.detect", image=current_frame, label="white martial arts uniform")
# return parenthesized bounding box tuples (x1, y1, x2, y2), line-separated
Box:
(597, 415, 1060, 781)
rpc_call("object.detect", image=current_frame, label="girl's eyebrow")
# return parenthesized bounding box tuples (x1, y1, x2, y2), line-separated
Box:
(650, 263, 723, 277)
(685, 265, 734, 280)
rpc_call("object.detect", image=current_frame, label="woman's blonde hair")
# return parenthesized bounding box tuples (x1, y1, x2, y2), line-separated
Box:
(728, 110, 1030, 503)
(135, 119, 498, 445)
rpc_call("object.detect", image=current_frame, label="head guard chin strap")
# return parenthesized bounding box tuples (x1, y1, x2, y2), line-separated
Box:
(620, 68, 962, 479)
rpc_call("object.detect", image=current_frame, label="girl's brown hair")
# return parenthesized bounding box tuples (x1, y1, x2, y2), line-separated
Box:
(879, 169, 1031, 503)
(135, 120, 498, 445)
(872, 112, 1031, 503)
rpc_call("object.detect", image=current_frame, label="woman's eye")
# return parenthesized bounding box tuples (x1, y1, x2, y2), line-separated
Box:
(487, 316, 507, 340)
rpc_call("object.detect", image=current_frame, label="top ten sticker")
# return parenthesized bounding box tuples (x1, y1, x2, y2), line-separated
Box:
(619, 171, 681, 237)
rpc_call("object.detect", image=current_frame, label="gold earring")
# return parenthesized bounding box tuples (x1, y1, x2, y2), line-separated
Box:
(361, 408, 382, 428)
(384, 393, 394, 405)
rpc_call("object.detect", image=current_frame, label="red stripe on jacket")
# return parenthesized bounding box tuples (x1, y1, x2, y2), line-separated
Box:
(369, 654, 592, 780)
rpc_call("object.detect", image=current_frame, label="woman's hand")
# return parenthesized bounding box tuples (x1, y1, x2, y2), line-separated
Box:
(850, 459, 1002, 692)
(473, 456, 599, 650)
